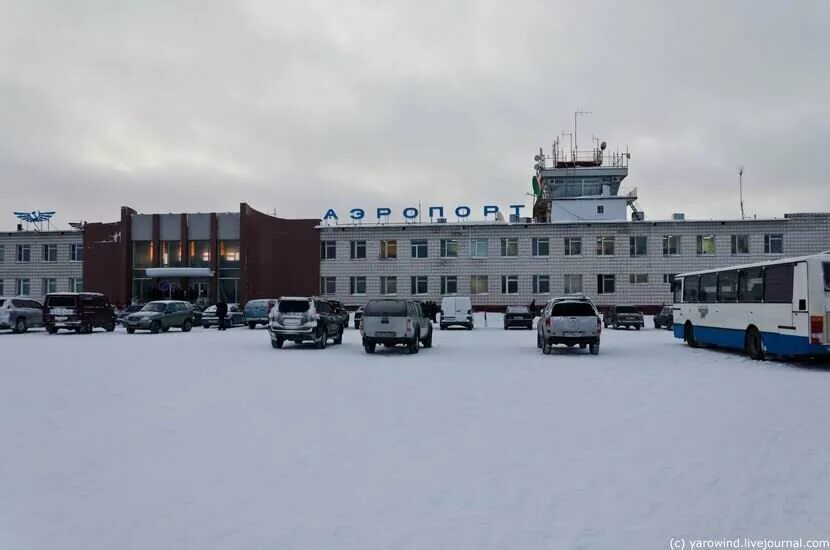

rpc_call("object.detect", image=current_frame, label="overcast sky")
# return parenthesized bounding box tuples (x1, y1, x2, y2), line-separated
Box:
(1, 0, 829, 230)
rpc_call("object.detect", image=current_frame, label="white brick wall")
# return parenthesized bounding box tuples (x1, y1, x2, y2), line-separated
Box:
(0, 231, 84, 301)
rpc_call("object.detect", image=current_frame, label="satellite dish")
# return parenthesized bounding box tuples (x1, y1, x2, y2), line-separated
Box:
(600, 141, 607, 151)
(534, 155, 541, 161)
(532, 176, 541, 196)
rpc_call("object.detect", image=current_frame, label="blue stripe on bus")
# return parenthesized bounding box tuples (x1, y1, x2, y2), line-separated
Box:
(672, 324, 830, 357)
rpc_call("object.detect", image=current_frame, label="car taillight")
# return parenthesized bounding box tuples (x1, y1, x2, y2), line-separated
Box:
(597, 317, 602, 332)
(810, 315, 824, 344)
(406, 319, 412, 332)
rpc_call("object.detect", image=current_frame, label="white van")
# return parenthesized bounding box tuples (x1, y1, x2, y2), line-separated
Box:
(440, 296, 474, 330)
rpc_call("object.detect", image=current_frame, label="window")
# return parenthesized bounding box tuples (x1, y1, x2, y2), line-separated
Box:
(411, 240, 428, 258)
(16, 244, 31, 262)
(564, 274, 583, 294)
(500, 238, 519, 257)
(629, 236, 647, 256)
(738, 268, 764, 303)
(189, 241, 211, 266)
(597, 274, 615, 294)
(411, 276, 428, 295)
(597, 205, 605, 214)
(16, 278, 30, 296)
(380, 240, 397, 259)
(696, 235, 716, 255)
(764, 234, 784, 254)
(596, 236, 615, 256)
(68, 278, 82, 292)
(718, 271, 738, 302)
(133, 241, 154, 268)
(532, 275, 550, 294)
(731, 235, 750, 255)
(532, 238, 549, 257)
(699, 273, 718, 303)
(501, 275, 518, 294)
(825, 263, 830, 292)
(350, 240, 366, 259)
(42, 278, 57, 294)
(564, 237, 582, 256)
(440, 239, 458, 258)
(380, 276, 397, 295)
(349, 276, 366, 295)
(471, 238, 488, 258)
(219, 240, 240, 265)
(0, 280, 3, 295)
(70, 244, 84, 262)
(470, 275, 489, 294)
(683, 276, 699, 303)
(320, 276, 336, 295)
(663, 273, 677, 284)
(662, 235, 680, 256)
(629, 273, 648, 284)
(764, 264, 794, 303)
(0, 244, 4, 262)
(161, 241, 182, 266)
(320, 240, 337, 260)
(440, 275, 458, 295)
(43, 244, 58, 262)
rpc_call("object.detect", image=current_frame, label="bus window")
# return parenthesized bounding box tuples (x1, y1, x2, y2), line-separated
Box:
(738, 267, 764, 303)
(824, 263, 830, 292)
(673, 279, 683, 303)
(718, 270, 738, 302)
(699, 273, 718, 303)
(683, 275, 699, 303)
(763, 264, 794, 303)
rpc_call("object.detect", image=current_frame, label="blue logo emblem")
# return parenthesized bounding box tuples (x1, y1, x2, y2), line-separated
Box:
(14, 210, 56, 223)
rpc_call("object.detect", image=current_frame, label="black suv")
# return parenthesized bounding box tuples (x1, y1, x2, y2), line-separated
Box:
(44, 293, 116, 334)
(653, 306, 674, 330)
(603, 305, 644, 330)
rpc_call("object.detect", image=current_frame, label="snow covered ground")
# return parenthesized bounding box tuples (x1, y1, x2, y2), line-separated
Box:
(2, 314, 830, 550)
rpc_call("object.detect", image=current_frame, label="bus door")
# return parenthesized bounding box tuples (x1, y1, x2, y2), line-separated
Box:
(792, 262, 809, 335)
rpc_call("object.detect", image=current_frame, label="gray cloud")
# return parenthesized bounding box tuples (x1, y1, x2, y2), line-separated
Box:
(1, 0, 828, 229)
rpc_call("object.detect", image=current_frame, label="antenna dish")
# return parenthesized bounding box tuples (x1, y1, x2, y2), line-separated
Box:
(534, 155, 542, 161)
(600, 141, 607, 151)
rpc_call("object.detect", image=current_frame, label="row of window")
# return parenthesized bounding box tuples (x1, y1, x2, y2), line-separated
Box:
(1, 277, 83, 296)
(320, 273, 679, 296)
(680, 264, 794, 304)
(321, 234, 785, 260)
(0, 244, 84, 263)
(131, 240, 240, 269)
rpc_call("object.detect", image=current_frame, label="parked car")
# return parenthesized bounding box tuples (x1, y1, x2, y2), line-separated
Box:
(654, 306, 674, 330)
(0, 297, 44, 333)
(190, 304, 204, 325)
(327, 300, 350, 327)
(268, 297, 344, 349)
(537, 297, 601, 355)
(244, 299, 277, 329)
(361, 299, 433, 354)
(123, 300, 194, 334)
(353, 306, 364, 329)
(439, 296, 473, 330)
(504, 305, 534, 330)
(202, 303, 245, 328)
(116, 303, 143, 325)
(603, 305, 644, 330)
(44, 292, 116, 334)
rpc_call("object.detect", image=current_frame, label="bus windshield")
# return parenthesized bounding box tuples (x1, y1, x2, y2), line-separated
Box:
(824, 263, 830, 292)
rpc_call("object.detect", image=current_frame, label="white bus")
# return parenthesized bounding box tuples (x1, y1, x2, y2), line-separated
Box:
(672, 252, 830, 359)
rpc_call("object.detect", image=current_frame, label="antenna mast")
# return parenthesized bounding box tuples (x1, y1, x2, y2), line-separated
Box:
(574, 108, 591, 152)
(738, 166, 745, 220)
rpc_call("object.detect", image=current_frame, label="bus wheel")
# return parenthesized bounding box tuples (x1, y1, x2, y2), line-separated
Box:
(684, 322, 698, 348)
(745, 327, 766, 361)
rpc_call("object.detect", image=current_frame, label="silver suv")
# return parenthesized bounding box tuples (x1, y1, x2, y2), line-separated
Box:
(361, 299, 433, 354)
(0, 297, 44, 333)
(537, 297, 602, 355)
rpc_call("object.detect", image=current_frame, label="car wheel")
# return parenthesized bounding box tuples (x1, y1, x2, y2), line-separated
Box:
(407, 337, 419, 354)
(635, 325, 641, 331)
(422, 326, 433, 348)
(248, 322, 256, 330)
(589, 342, 600, 355)
(150, 321, 161, 334)
(82, 321, 93, 334)
(579, 343, 587, 349)
(334, 326, 344, 345)
(654, 321, 659, 329)
(162, 326, 170, 332)
(104, 320, 115, 332)
(613, 322, 619, 330)
(47, 326, 58, 334)
(314, 327, 327, 349)
(182, 319, 192, 332)
(272, 337, 284, 349)
(364, 342, 376, 354)
(684, 322, 698, 348)
(542, 341, 552, 355)
(537, 330, 543, 349)
(126, 328, 135, 334)
(745, 326, 766, 361)
(14, 318, 26, 334)
(354, 321, 359, 330)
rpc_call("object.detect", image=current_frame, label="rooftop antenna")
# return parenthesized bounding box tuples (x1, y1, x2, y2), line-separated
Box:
(738, 166, 745, 220)
(574, 108, 591, 152)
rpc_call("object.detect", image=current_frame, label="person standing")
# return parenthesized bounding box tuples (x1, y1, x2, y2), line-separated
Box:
(216, 298, 228, 331)
(529, 299, 537, 318)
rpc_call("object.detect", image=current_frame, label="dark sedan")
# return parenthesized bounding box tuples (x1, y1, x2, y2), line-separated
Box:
(504, 306, 534, 330)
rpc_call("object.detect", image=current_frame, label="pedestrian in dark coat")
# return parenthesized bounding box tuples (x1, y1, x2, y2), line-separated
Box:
(216, 298, 228, 330)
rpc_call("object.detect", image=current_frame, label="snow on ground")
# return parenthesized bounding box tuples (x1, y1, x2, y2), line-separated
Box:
(2, 314, 830, 550)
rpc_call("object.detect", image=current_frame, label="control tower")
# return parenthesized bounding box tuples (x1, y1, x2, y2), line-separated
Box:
(531, 136, 640, 222)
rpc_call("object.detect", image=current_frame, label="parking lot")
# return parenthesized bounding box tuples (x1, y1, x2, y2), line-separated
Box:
(2, 315, 830, 549)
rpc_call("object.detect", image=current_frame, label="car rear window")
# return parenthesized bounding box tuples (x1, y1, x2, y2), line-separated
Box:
(46, 295, 76, 307)
(616, 306, 638, 313)
(552, 302, 596, 317)
(143, 303, 166, 312)
(364, 300, 408, 316)
(824, 263, 830, 292)
(246, 300, 268, 308)
(0, 299, 5, 307)
(278, 300, 310, 314)
(506, 306, 529, 313)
